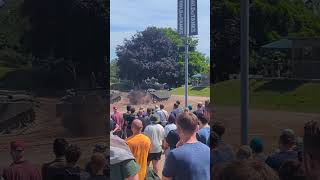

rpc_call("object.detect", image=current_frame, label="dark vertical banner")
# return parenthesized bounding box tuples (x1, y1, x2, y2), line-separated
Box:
(177, 0, 185, 35)
(189, 0, 198, 35)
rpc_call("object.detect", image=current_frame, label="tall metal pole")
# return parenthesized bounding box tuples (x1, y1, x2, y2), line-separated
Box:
(240, 0, 249, 145)
(184, 0, 189, 108)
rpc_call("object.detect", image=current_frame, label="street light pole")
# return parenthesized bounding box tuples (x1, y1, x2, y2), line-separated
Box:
(184, 0, 189, 108)
(240, 0, 249, 145)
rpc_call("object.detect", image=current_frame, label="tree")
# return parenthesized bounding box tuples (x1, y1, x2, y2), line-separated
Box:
(116, 27, 181, 86)
(110, 58, 119, 83)
(159, 27, 209, 77)
(212, 0, 320, 82)
(21, 0, 108, 88)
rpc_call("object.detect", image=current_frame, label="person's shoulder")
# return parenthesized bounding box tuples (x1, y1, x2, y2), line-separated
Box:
(194, 141, 210, 149)
(156, 124, 164, 129)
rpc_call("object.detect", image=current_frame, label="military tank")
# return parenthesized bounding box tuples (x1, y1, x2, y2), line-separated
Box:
(146, 89, 171, 102)
(142, 77, 171, 102)
(128, 77, 171, 104)
(0, 90, 38, 134)
(56, 88, 110, 136)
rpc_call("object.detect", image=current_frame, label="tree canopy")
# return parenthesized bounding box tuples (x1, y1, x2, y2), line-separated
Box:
(116, 27, 181, 86)
(0, 0, 108, 88)
(212, 0, 320, 82)
(116, 27, 209, 87)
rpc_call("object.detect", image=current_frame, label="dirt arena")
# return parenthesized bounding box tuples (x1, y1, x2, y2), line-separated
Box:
(111, 92, 320, 177)
(1, 92, 319, 175)
(0, 98, 106, 169)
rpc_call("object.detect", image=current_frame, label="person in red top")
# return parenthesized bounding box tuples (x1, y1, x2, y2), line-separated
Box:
(111, 106, 124, 138)
(3, 140, 41, 180)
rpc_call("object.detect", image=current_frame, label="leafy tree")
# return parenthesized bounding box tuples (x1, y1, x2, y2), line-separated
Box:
(160, 27, 209, 77)
(116, 27, 181, 86)
(21, 0, 108, 88)
(212, 0, 320, 82)
(110, 59, 119, 83)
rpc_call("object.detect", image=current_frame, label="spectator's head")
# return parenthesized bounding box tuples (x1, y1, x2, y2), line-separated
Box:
(184, 107, 189, 112)
(236, 145, 252, 161)
(173, 103, 179, 109)
(131, 119, 143, 135)
(176, 100, 180, 105)
(90, 153, 106, 175)
(113, 106, 118, 113)
(65, 145, 81, 165)
(10, 140, 25, 162)
(279, 160, 305, 180)
(216, 160, 280, 180)
(53, 138, 68, 157)
(168, 114, 176, 124)
(176, 112, 199, 139)
(137, 110, 143, 116)
(147, 107, 152, 114)
(303, 120, 320, 179)
(126, 105, 132, 112)
(197, 113, 209, 127)
(250, 137, 264, 154)
(93, 143, 107, 153)
(188, 104, 192, 111)
(212, 121, 225, 138)
(279, 129, 296, 151)
(211, 131, 219, 149)
(160, 104, 165, 110)
(130, 107, 135, 114)
(197, 102, 203, 109)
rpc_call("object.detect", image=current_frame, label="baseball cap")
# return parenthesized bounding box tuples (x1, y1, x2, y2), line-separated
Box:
(10, 140, 25, 151)
(150, 114, 160, 124)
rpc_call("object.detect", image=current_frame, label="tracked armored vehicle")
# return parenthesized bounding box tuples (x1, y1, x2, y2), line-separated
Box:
(146, 89, 171, 102)
(141, 77, 171, 102)
(0, 90, 38, 134)
(56, 88, 109, 136)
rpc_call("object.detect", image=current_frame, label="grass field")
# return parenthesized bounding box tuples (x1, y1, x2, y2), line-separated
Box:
(0, 66, 14, 79)
(171, 86, 210, 97)
(213, 79, 320, 113)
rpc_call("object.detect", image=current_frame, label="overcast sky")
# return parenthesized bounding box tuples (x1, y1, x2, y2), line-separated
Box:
(110, 0, 210, 60)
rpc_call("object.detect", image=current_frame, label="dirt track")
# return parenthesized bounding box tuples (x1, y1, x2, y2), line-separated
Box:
(0, 98, 106, 168)
(1, 93, 318, 173)
(111, 93, 320, 177)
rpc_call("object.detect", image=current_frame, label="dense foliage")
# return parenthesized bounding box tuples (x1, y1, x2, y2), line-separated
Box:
(0, 0, 108, 88)
(115, 27, 209, 87)
(212, 0, 320, 81)
(116, 27, 181, 86)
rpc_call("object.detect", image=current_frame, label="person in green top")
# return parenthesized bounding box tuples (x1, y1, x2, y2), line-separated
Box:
(110, 119, 140, 180)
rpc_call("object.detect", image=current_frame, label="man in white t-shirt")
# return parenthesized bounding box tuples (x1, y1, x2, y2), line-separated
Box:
(155, 105, 168, 127)
(143, 114, 165, 174)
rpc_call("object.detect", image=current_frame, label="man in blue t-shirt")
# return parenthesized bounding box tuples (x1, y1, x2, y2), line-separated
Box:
(195, 113, 210, 146)
(162, 112, 210, 180)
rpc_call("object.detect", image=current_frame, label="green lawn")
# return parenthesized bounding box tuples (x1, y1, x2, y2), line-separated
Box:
(0, 66, 14, 79)
(171, 86, 210, 97)
(213, 79, 320, 113)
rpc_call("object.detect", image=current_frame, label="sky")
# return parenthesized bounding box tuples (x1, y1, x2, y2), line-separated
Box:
(110, 0, 210, 60)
